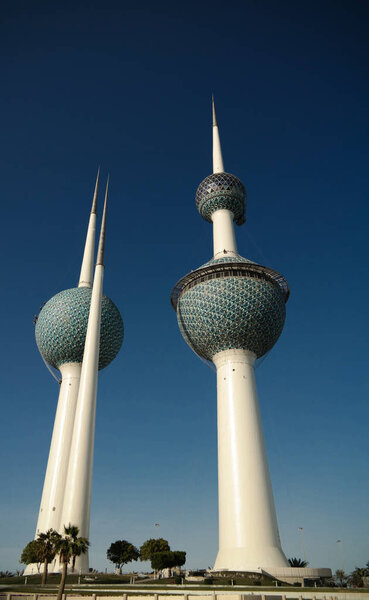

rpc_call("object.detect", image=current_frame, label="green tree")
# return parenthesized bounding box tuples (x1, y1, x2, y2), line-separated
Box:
(107, 540, 140, 574)
(140, 538, 170, 562)
(335, 569, 347, 587)
(20, 540, 43, 573)
(288, 557, 309, 567)
(151, 550, 186, 575)
(54, 524, 89, 600)
(20, 530, 60, 582)
(61, 524, 88, 573)
(151, 551, 174, 571)
(348, 567, 368, 588)
(172, 551, 186, 568)
(37, 529, 61, 584)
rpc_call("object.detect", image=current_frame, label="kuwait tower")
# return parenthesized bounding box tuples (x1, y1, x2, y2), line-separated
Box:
(25, 174, 123, 574)
(171, 100, 290, 573)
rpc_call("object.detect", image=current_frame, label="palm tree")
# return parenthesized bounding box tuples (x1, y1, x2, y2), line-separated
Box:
(63, 524, 86, 573)
(37, 529, 61, 585)
(54, 524, 89, 600)
(288, 557, 309, 567)
(335, 569, 346, 587)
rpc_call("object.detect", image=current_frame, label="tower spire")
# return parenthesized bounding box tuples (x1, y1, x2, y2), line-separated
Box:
(97, 176, 108, 267)
(78, 168, 100, 288)
(212, 95, 224, 174)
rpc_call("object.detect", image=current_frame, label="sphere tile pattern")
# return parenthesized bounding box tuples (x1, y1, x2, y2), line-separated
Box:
(201, 255, 255, 267)
(176, 266, 286, 361)
(196, 172, 246, 224)
(36, 287, 123, 370)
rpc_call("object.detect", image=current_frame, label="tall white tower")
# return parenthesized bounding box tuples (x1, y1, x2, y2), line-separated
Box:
(171, 100, 290, 573)
(60, 179, 110, 573)
(26, 175, 123, 574)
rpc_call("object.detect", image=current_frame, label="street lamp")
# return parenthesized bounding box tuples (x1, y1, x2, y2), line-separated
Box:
(336, 539, 344, 572)
(298, 527, 307, 563)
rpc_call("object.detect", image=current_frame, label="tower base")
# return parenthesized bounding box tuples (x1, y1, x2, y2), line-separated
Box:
(210, 567, 332, 586)
(24, 553, 90, 576)
(214, 544, 289, 573)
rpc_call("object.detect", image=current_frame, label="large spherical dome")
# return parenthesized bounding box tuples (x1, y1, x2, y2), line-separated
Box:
(196, 172, 246, 225)
(35, 287, 123, 370)
(172, 256, 288, 361)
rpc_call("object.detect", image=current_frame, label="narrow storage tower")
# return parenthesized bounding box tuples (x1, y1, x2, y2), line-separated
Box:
(171, 100, 290, 573)
(25, 175, 123, 574)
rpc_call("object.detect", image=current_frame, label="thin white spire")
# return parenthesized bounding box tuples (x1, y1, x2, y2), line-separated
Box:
(212, 95, 224, 174)
(78, 168, 100, 288)
(96, 176, 109, 267)
(60, 176, 108, 550)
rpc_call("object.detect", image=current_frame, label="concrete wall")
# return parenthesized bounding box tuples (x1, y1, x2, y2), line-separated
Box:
(2, 590, 369, 600)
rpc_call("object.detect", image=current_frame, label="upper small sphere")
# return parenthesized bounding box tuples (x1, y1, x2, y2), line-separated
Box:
(35, 287, 123, 370)
(196, 172, 246, 224)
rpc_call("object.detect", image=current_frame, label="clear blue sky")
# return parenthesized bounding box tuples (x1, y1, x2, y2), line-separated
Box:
(0, 0, 368, 575)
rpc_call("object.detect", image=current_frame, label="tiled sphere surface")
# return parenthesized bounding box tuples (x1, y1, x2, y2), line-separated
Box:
(177, 274, 285, 361)
(201, 255, 255, 267)
(196, 172, 246, 224)
(36, 287, 123, 370)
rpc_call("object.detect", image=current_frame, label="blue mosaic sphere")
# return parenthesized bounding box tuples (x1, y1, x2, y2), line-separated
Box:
(36, 287, 123, 370)
(196, 172, 246, 225)
(172, 255, 288, 361)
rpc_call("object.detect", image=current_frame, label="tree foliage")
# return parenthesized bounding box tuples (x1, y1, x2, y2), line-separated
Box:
(140, 538, 170, 562)
(335, 569, 346, 587)
(151, 551, 174, 571)
(150, 550, 186, 571)
(37, 529, 60, 584)
(288, 557, 309, 568)
(348, 565, 369, 588)
(20, 540, 43, 570)
(20, 530, 60, 582)
(172, 551, 186, 567)
(107, 540, 140, 572)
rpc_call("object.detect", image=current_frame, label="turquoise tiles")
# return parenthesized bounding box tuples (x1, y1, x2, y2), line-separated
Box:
(196, 172, 246, 224)
(35, 287, 123, 370)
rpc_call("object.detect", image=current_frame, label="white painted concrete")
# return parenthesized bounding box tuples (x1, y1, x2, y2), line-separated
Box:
(212, 349, 289, 572)
(212, 209, 238, 258)
(213, 124, 224, 174)
(60, 264, 103, 573)
(24, 363, 81, 575)
(79, 212, 97, 288)
(79, 170, 99, 288)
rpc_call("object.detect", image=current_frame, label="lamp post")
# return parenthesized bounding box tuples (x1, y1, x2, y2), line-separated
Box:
(336, 539, 344, 572)
(155, 523, 160, 538)
(298, 527, 307, 563)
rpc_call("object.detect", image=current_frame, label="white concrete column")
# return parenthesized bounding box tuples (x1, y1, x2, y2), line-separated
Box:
(212, 209, 238, 258)
(24, 363, 81, 575)
(212, 348, 289, 571)
(60, 264, 104, 573)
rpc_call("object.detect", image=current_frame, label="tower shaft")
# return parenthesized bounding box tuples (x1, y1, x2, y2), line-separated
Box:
(213, 349, 288, 571)
(35, 363, 81, 534)
(212, 209, 238, 257)
(24, 364, 81, 575)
